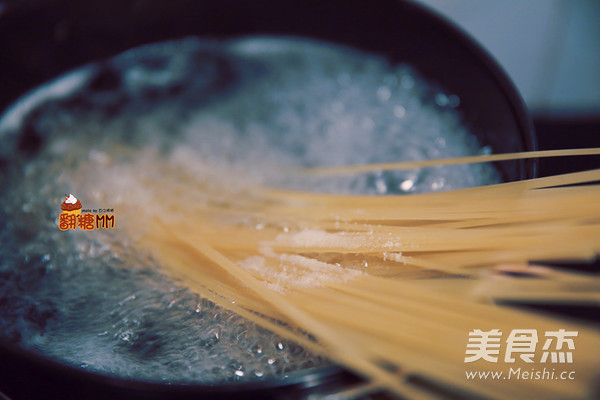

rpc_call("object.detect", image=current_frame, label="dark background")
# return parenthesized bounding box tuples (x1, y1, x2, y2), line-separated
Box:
(0, 1, 598, 399)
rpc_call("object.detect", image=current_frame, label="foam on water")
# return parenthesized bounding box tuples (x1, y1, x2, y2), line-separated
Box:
(0, 36, 500, 384)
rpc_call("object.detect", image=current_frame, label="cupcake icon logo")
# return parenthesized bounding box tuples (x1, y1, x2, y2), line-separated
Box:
(61, 194, 82, 215)
(58, 194, 115, 231)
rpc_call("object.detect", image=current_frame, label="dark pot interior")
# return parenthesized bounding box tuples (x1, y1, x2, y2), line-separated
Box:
(0, 0, 537, 399)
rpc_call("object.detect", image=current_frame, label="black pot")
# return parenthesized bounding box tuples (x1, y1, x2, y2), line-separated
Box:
(0, 1, 537, 399)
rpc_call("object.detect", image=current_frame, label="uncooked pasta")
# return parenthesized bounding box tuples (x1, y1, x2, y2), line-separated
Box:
(0, 36, 598, 399)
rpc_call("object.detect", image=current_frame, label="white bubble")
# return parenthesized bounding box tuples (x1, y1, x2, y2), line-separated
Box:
(393, 105, 406, 118)
(435, 93, 449, 107)
(400, 179, 415, 192)
(431, 177, 446, 191)
(377, 86, 392, 101)
(375, 177, 388, 194)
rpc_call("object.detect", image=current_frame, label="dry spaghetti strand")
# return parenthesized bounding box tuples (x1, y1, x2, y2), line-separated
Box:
(120, 151, 600, 399)
(305, 147, 600, 175)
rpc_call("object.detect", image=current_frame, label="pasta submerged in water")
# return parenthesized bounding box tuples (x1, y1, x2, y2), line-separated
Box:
(0, 36, 599, 398)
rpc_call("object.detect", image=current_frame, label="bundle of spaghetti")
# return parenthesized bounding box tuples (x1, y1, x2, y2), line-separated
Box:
(108, 150, 600, 399)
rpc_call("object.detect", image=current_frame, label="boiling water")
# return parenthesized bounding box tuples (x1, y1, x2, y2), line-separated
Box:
(0, 37, 500, 383)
